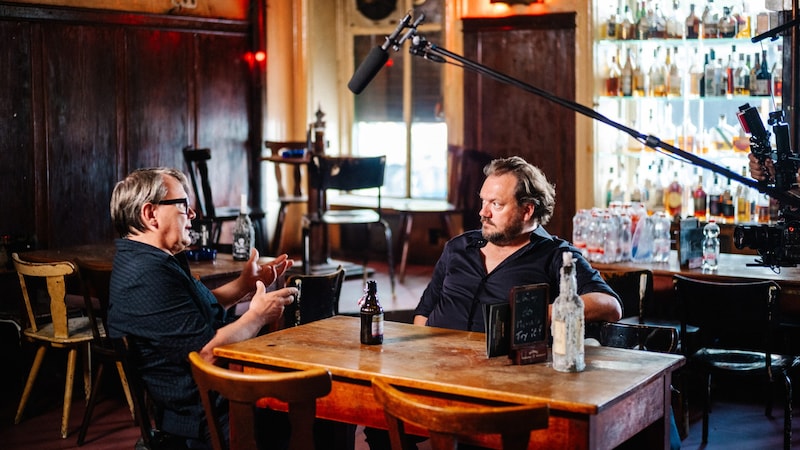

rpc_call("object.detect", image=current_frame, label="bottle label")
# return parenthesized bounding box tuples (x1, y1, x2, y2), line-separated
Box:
(552, 320, 566, 355)
(371, 313, 384, 337)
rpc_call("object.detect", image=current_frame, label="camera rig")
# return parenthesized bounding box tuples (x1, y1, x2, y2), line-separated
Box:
(733, 103, 800, 267)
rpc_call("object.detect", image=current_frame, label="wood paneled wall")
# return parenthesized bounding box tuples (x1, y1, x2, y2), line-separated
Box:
(0, 3, 261, 249)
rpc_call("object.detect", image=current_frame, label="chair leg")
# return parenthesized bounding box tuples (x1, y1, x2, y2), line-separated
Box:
(702, 371, 711, 444)
(77, 361, 106, 445)
(115, 361, 135, 420)
(382, 221, 395, 295)
(62, 347, 79, 438)
(272, 203, 288, 255)
(302, 222, 311, 275)
(15, 345, 47, 424)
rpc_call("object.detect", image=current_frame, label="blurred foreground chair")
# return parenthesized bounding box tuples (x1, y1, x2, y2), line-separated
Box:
(264, 140, 310, 255)
(599, 321, 679, 354)
(183, 146, 266, 253)
(12, 252, 94, 439)
(371, 378, 549, 450)
(282, 266, 345, 329)
(188, 351, 332, 450)
(303, 155, 395, 293)
(675, 275, 800, 449)
(76, 259, 135, 445)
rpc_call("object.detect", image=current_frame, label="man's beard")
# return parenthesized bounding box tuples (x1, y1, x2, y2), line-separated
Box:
(481, 212, 526, 245)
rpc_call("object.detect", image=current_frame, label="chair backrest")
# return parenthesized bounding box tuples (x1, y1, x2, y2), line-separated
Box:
(12, 252, 77, 337)
(371, 378, 549, 450)
(599, 321, 680, 354)
(188, 351, 332, 450)
(673, 274, 780, 356)
(309, 155, 386, 215)
(76, 259, 112, 342)
(600, 270, 654, 319)
(283, 266, 346, 328)
(182, 146, 216, 218)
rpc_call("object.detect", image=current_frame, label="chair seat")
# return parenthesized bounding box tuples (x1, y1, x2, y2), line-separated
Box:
(618, 316, 700, 334)
(320, 209, 381, 225)
(693, 348, 800, 372)
(23, 317, 95, 344)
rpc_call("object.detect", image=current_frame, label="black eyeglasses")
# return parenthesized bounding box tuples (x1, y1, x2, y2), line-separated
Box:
(156, 198, 191, 215)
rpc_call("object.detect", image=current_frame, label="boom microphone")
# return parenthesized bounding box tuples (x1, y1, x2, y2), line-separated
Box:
(347, 46, 390, 94)
(347, 14, 411, 94)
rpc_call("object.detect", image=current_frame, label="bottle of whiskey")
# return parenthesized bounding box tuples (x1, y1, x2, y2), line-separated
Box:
(360, 280, 384, 345)
(551, 252, 585, 372)
(232, 194, 254, 261)
(685, 3, 701, 39)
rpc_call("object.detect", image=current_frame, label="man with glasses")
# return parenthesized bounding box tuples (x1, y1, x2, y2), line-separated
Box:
(108, 167, 297, 449)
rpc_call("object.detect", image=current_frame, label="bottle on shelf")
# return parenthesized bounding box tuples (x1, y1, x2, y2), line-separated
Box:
(633, 48, 648, 96)
(360, 280, 384, 345)
(606, 7, 619, 39)
(232, 194, 254, 261)
(664, 169, 683, 219)
(652, 3, 667, 38)
(666, 0, 684, 39)
(619, 5, 635, 40)
(704, 49, 717, 97)
(621, 48, 634, 97)
(718, 6, 738, 38)
(734, 53, 749, 95)
(735, 167, 753, 223)
(688, 49, 704, 97)
(735, 1, 751, 38)
(702, 219, 720, 270)
(772, 45, 783, 97)
(755, 49, 771, 97)
(708, 174, 722, 219)
(685, 3, 701, 39)
(702, 0, 719, 38)
(649, 47, 667, 97)
(720, 174, 735, 222)
(652, 211, 672, 263)
(551, 252, 585, 373)
(693, 174, 708, 221)
(636, 1, 650, 40)
(605, 54, 622, 97)
(725, 45, 737, 95)
(667, 47, 682, 97)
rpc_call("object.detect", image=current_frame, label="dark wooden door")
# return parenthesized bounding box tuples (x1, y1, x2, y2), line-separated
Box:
(461, 14, 576, 240)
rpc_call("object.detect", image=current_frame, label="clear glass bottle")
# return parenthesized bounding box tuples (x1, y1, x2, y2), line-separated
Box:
(685, 3, 701, 39)
(664, 170, 683, 219)
(735, 167, 753, 223)
(605, 55, 621, 97)
(619, 5, 635, 40)
(652, 211, 672, 263)
(702, 0, 718, 38)
(693, 175, 708, 221)
(702, 219, 720, 270)
(621, 48, 634, 97)
(360, 280, 384, 345)
(232, 194, 254, 261)
(551, 252, 585, 373)
(718, 6, 738, 38)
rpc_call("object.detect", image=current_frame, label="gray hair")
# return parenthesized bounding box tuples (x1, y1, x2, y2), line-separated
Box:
(110, 167, 190, 237)
(483, 156, 556, 225)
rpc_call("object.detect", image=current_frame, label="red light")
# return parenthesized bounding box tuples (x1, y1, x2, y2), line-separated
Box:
(254, 51, 266, 62)
(386, 58, 394, 68)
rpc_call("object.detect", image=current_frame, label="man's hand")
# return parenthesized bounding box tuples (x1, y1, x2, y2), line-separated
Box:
(749, 153, 776, 183)
(242, 249, 294, 289)
(249, 282, 298, 325)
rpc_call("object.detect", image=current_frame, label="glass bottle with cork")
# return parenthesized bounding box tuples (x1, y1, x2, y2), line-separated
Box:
(551, 251, 585, 373)
(360, 280, 384, 345)
(232, 194, 254, 261)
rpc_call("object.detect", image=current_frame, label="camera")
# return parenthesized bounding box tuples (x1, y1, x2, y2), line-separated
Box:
(734, 103, 800, 267)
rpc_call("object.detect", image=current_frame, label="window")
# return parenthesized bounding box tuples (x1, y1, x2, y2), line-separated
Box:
(349, 0, 447, 199)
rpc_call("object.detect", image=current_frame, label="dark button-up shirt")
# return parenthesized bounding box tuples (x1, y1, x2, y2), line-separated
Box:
(414, 227, 619, 332)
(108, 238, 226, 438)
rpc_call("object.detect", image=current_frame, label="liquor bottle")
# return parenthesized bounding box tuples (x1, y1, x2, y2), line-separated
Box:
(693, 175, 708, 221)
(718, 6, 738, 38)
(232, 194, 254, 261)
(707, 174, 722, 219)
(633, 48, 648, 96)
(551, 252, 585, 373)
(735, 167, 752, 223)
(773, 45, 783, 97)
(636, 1, 650, 40)
(750, 52, 761, 95)
(755, 49, 771, 97)
(649, 48, 666, 97)
(605, 55, 621, 96)
(606, 8, 619, 39)
(652, 3, 667, 38)
(666, 0, 683, 38)
(720, 175, 735, 222)
(685, 3, 701, 39)
(735, 1, 751, 38)
(664, 170, 683, 219)
(652, 211, 671, 263)
(725, 46, 737, 95)
(702, 0, 718, 38)
(360, 280, 384, 345)
(689, 49, 704, 96)
(702, 219, 720, 270)
(621, 48, 634, 97)
(619, 5, 635, 40)
(704, 50, 717, 97)
(667, 47, 682, 97)
(734, 53, 749, 95)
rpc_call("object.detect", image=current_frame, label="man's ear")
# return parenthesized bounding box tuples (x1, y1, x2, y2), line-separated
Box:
(141, 202, 158, 229)
(523, 202, 536, 222)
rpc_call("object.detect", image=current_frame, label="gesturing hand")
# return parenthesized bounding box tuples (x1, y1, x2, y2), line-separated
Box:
(242, 248, 294, 288)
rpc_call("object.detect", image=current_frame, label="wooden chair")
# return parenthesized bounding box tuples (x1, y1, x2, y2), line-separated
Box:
(264, 140, 310, 255)
(302, 155, 395, 293)
(674, 274, 800, 449)
(370, 378, 549, 450)
(182, 146, 267, 253)
(282, 266, 346, 329)
(75, 259, 134, 446)
(188, 351, 332, 450)
(12, 252, 94, 439)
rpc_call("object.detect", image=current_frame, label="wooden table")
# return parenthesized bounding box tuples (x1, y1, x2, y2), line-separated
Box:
(214, 316, 685, 450)
(591, 250, 800, 319)
(17, 243, 267, 286)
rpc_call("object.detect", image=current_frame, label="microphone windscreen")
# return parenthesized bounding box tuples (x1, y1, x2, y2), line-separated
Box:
(347, 46, 389, 95)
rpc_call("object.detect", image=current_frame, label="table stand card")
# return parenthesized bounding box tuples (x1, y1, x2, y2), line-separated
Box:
(508, 283, 549, 365)
(484, 302, 510, 357)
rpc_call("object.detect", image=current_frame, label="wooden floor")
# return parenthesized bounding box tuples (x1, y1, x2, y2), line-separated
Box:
(1, 261, 798, 449)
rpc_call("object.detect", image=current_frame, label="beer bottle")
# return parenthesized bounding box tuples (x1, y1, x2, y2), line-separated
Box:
(360, 280, 384, 345)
